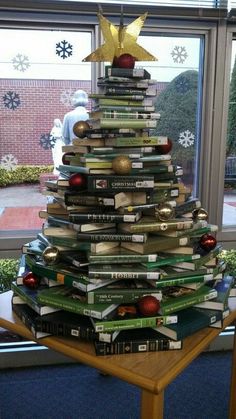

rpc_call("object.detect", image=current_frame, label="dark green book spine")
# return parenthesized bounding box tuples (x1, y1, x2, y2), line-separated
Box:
(86, 175, 154, 192)
(87, 289, 162, 304)
(94, 337, 182, 355)
(149, 273, 213, 289)
(77, 232, 147, 243)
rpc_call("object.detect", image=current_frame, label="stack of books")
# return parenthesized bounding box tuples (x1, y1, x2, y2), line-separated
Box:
(11, 64, 234, 356)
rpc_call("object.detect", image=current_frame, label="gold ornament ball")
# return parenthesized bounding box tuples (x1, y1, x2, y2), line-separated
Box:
(192, 207, 208, 221)
(73, 121, 90, 138)
(112, 155, 132, 175)
(42, 246, 60, 265)
(155, 203, 175, 221)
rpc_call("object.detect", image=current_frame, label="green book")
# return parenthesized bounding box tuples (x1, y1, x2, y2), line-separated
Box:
(158, 285, 218, 315)
(86, 174, 154, 192)
(90, 118, 157, 130)
(92, 309, 178, 333)
(157, 307, 227, 340)
(86, 279, 162, 304)
(88, 249, 160, 264)
(126, 217, 193, 233)
(105, 66, 151, 79)
(193, 275, 235, 311)
(121, 235, 190, 255)
(147, 272, 214, 289)
(88, 264, 161, 281)
(11, 282, 61, 316)
(37, 286, 118, 320)
(142, 253, 202, 270)
(170, 245, 223, 270)
(104, 136, 168, 147)
(24, 254, 118, 292)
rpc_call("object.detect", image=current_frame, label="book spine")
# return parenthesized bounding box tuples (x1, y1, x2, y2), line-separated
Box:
(106, 67, 150, 79)
(77, 232, 147, 243)
(149, 274, 214, 289)
(36, 294, 89, 317)
(105, 136, 168, 147)
(88, 253, 159, 264)
(69, 213, 139, 224)
(144, 254, 201, 269)
(175, 199, 202, 216)
(38, 319, 96, 341)
(98, 112, 160, 120)
(160, 289, 218, 315)
(64, 194, 115, 207)
(89, 268, 161, 280)
(95, 119, 157, 129)
(94, 338, 182, 355)
(129, 220, 193, 233)
(93, 314, 178, 332)
(97, 105, 155, 112)
(87, 289, 162, 304)
(86, 175, 154, 192)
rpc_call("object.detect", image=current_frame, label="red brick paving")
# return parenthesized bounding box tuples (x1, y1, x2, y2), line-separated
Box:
(0, 207, 44, 230)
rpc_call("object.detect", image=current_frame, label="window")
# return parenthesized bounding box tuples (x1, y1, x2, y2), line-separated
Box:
(0, 26, 92, 254)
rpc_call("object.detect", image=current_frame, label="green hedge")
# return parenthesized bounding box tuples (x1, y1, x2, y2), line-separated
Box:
(0, 165, 54, 187)
(219, 249, 236, 276)
(0, 259, 19, 293)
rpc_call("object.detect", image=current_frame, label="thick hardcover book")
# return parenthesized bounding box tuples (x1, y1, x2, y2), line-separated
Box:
(11, 282, 61, 316)
(22, 239, 46, 256)
(193, 275, 235, 311)
(69, 211, 141, 224)
(157, 307, 226, 340)
(121, 235, 190, 254)
(91, 110, 160, 120)
(12, 303, 52, 338)
(105, 66, 151, 79)
(158, 285, 217, 315)
(124, 217, 193, 233)
(102, 87, 156, 96)
(88, 249, 160, 264)
(104, 136, 168, 147)
(64, 191, 137, 209)
(89, 118, 158, 129)
(24, 255, 118, 292)
(47, 215, 116, 233)
(171, 245, 223, 270)
(88, 264, 161, 281)
(92, 308, 178, 333)
(175, 199, 202, 216)
(95, 105, 155, 112)
(76, 231, 148, 243)
(37, 286, 118, 320)
(86, 175, 154, 192)
(147, 272, 214, 289)
(94, 328, 182, 356)
(142, 253, 201, 270)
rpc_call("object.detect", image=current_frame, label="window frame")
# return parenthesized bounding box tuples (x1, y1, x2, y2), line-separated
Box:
(1, 3, 231, 257)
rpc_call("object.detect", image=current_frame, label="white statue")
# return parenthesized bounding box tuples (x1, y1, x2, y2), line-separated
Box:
(62, 89, 89, 145)
(51, 118, 63, 175)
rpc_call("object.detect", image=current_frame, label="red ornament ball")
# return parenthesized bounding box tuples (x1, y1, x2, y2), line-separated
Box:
(23, 272, 40, 289)
(116, 54, 136, 69)
(69, 173, 87, 189)
(138, 295, 160, 317)
(155, 138, 173, 155)
(199, 233, 217, 252)
(62, 152, 75, 165)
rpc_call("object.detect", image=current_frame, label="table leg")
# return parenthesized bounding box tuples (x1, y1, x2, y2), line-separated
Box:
(229, 321, 236, 419)
(141, 389, 164, 419)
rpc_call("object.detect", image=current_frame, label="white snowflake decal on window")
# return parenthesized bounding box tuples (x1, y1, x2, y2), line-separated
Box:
(60, 89, 74, 107)
(178, 130, 195, 148)
(0, 154, 18, 171)
(12, 54, 31, 72)
(171, 46, 188, 64)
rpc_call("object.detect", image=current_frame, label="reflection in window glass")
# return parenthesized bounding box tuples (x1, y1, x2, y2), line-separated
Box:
(0, 29, 91, 232)
(139, 35, 203, 195)
(223, 40, 236, 228)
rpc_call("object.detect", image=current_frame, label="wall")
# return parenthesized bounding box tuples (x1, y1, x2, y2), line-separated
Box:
(0, 79, 91, 165)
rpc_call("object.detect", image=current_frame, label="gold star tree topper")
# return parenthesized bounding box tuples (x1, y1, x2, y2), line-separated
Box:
(83, 12, 157, 63)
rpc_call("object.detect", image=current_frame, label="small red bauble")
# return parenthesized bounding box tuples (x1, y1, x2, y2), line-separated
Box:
(23, 272, 40, 289)
(69, 173, 87, 189)
(62, 152, 75, 165)
(156, 138, 173, 154)
(116, 54, 136, 69)
(199, 233, 217, 252)
(138, 295, 160, 317)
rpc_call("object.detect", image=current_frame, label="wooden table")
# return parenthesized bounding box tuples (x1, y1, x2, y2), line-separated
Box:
(1, 290, 236, 419)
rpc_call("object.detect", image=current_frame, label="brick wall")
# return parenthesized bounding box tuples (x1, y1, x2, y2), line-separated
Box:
(0, 79, 166, 166)
(0, 79, 91, 165)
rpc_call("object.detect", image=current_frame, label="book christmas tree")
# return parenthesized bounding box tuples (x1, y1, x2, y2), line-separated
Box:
(11, 11, 234, 356)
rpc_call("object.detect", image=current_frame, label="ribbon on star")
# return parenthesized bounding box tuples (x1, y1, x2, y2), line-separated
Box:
(83, 12, 157, 63)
